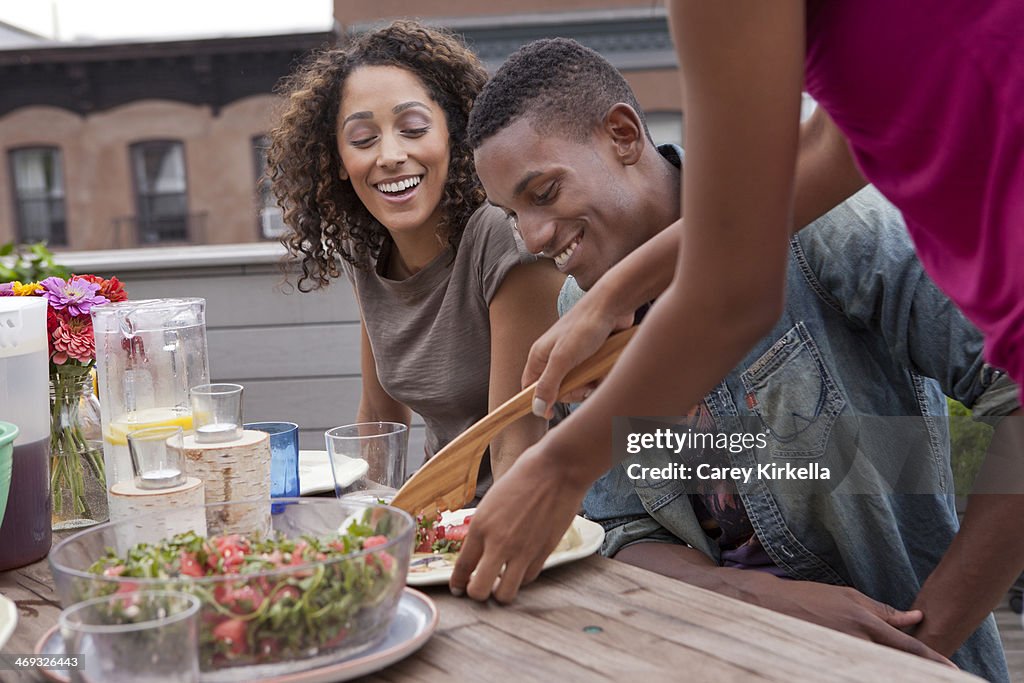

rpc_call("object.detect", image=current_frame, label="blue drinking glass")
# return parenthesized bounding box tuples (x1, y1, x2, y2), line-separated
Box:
(244, 422, 300, 507)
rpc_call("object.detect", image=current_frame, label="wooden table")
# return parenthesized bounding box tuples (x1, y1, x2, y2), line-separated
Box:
(0, 549, 980, 682)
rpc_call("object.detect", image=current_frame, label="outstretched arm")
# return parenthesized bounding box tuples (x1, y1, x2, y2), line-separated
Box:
(910, 409, 1024, 655)
(452, 0, 806, 603)
(615, 542, 953, 666)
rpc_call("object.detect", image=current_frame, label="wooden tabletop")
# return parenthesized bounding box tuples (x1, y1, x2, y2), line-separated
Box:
(0, 547, 981, 683)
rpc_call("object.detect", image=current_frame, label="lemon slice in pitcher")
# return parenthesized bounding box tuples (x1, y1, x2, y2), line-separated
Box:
(105, 408, 194, 445)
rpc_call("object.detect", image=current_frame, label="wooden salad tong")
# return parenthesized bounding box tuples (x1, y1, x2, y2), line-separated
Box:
(390, 326, 638, 516)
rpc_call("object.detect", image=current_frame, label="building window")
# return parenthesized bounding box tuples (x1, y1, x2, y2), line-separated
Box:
(252, 135, 285, 239)
(130, 140, 189, 243)
(645, 111, 684, 149)
(9, 146, 67, 246)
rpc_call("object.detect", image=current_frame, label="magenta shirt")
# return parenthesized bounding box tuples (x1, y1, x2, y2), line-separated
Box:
(805, 0, 1024, 396)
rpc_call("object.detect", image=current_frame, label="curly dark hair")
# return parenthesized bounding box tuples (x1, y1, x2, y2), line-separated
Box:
(467, 37, 649, 149)
(268, 20, 488, 291)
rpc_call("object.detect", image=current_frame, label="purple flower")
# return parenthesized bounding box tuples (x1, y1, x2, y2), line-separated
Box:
(39, 276, 109, 316)
(0, 283, 13, 296)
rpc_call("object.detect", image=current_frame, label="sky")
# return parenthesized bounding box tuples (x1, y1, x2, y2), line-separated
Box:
(0, 0, 334, 41)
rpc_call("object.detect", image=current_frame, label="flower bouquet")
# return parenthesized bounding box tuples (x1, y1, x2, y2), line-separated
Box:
(1, 275, 127, 528)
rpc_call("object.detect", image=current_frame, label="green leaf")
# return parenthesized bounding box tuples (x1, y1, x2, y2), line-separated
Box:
(0, 240, 69, 282)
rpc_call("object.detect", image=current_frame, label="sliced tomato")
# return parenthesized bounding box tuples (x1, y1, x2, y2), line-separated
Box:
(179, 551, 204, 577)
(374, 551, 395, 572)
(213, 534, 249, 570)
(363, 535, 389, 549)
(289, 540, 310, 564)
(213, 583, 264, 614)
(445, 523, 470, 543)
(261, 549, 283, 566)
(414, 528, 436, 553)
(212, 618, 248, 656)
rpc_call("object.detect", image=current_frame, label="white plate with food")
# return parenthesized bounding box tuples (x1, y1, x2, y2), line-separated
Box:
(299, 450, 368, 496)
(405, 508, 604, 587)
(0, 593, 16, 651)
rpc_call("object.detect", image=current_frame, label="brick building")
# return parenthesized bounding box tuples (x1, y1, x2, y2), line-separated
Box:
(0, 1, 680, 251)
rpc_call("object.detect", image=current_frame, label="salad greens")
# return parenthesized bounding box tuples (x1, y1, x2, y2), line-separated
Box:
(86, 517, 401, 669)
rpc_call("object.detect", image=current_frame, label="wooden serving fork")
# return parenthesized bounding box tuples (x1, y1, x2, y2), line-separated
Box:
(390, 326, 638, 516)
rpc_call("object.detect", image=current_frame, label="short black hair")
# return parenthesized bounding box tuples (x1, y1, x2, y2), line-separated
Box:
(467, 37, 649, 149)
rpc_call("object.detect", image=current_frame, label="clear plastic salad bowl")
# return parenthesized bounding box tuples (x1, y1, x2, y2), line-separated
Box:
(49, 498, 414, 681)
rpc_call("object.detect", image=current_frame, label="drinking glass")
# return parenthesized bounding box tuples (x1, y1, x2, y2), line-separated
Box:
(189, 383, 243, 443)
(325, 422, 408, 496)
(59, 589, 200, 683)
(127, 426, 186, 490)
(244, 422, 300, 499)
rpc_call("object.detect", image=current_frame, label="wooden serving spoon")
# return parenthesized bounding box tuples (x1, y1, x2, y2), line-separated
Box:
(390, 326, 637, 517)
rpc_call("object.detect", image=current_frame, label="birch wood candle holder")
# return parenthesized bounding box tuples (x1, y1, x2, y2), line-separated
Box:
(108, 476, 205, 548)
(182, 429, 272, 535)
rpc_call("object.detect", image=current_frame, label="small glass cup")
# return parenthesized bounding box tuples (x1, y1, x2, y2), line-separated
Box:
(190, 383, 243, 443)
(127, 426, 187, 490)
(244, 421, 300, 499)
(325, 422, 408, 497)
(59, 589, 200, 683)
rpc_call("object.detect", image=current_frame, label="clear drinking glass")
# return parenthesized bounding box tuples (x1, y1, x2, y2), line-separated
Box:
(325, 422, 408, 496)
(59, 589, 200, 683)
(190, 383, 243, 443)
(127, 425, 186, 490)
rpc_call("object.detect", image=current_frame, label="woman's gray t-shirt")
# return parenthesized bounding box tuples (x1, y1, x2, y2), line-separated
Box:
(340, 204, 532, 462)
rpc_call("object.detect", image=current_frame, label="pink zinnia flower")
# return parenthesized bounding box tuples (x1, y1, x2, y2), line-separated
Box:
(39, 276, 108, 316)
(51, 314, 95, 365)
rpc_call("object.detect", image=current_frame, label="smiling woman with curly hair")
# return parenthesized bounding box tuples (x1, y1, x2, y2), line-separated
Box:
(267, 20, 565, 486)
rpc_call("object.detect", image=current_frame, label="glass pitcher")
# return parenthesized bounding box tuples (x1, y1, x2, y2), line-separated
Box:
(91, 299, 210, 495)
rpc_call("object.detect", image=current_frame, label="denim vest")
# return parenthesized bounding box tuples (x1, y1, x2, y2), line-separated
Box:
(563, 162, 1018, 680)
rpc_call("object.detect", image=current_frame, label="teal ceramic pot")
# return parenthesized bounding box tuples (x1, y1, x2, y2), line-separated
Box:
(0, 422, 18, 529)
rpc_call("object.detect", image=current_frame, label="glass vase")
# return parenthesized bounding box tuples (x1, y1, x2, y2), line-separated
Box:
(50, 367, 108, 530)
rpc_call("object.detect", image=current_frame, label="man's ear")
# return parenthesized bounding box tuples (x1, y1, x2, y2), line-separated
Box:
(602, 103, 646, 166)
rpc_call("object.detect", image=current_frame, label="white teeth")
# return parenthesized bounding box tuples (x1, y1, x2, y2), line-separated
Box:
(553, 236, 581, 268)
(376, 176, 422, 194)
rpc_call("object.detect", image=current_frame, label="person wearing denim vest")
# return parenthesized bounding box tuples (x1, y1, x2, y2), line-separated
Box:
(559, 163, 1017, 680)
(469, 39, 1019, 680)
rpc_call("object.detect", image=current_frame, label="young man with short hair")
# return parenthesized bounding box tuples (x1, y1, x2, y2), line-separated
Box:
(460, 38, 1018, 681)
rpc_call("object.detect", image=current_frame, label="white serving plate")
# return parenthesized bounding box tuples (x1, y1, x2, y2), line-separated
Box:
(299, 450, 367, 496)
